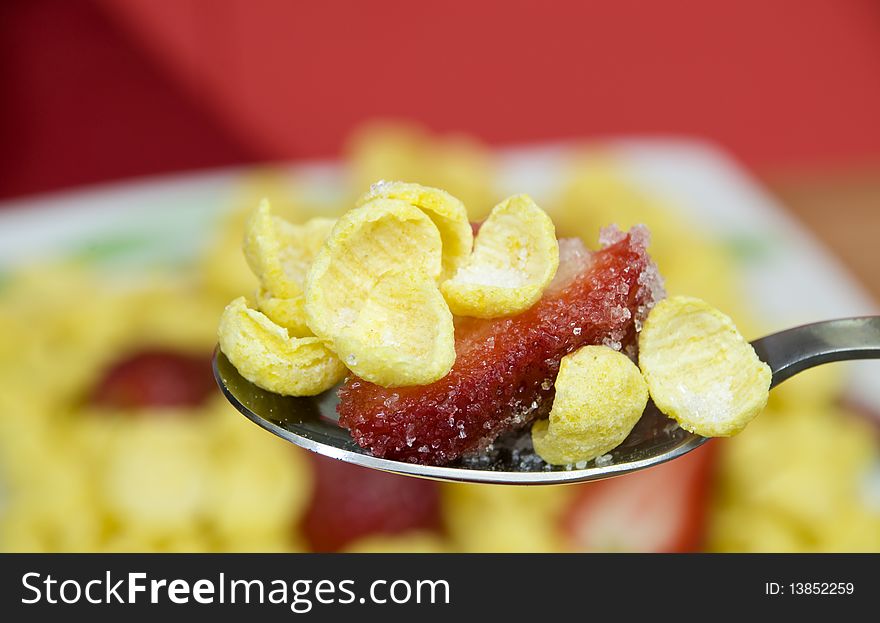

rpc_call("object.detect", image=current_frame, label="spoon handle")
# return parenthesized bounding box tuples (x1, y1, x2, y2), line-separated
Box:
(750, 316, 880, 388)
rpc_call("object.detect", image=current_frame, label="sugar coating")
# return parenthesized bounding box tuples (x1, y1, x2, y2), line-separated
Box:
(638, 295, 772, 437)
(338, 227, 664, 465)
(595, 453, 614, 467)
(450, 264, 528, 289)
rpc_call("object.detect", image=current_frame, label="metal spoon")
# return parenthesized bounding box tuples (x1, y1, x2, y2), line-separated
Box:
(213, 316, 880, 485)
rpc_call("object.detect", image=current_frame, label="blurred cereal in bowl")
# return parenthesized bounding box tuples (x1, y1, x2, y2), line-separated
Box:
(0, 123, 878, 552)
(0, 264, 311, 552)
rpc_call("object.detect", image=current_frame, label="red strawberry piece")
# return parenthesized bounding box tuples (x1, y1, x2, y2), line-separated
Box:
(338, 227, 664, 465)
(89, 349, 215, 410)
(562, 442, 717, 552)
(300, 454, 442, 552)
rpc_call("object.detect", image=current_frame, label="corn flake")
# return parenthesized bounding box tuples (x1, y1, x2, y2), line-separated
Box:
(442, 484, 570, 552)
(305, 199, 455, 386)
(102, 418, 209, 533)
(357, 181, 473, 280)
(218, 296, 345, 396)
(333, 269, 455, 387)
(243, 199, 336, 299)
(254, 288, 310, 338)
(531, 345, 648, 466)
(638, 296, 771, 437)
(441, 194, 558, 318)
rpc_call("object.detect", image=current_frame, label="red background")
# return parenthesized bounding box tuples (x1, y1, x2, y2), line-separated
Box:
(2, 0, 879, 200)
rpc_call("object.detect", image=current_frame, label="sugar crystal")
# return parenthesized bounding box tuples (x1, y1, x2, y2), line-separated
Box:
(595, 453, 614, 466)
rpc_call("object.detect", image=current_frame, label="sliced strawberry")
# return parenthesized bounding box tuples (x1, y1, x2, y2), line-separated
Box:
(89, 349, 215, 410)
(562, 442, 716, 552)
(300, 454, 442, 552)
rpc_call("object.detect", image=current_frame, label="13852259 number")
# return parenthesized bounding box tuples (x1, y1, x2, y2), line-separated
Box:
(790, 582, 854, 595)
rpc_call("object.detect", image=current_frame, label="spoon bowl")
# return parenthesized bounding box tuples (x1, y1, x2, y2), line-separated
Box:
(213, 316, 880, 484)
(214, 350, 707, 484)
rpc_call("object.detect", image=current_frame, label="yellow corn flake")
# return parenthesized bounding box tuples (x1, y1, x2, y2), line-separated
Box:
(442, 484, 570, 552)
(243, 199, 336, 299)
(103, 529, 213, 554)
(441, 194, 559, 318)
(254, 288, 310, 338)
(101, 418, 209, 534)
(305, 199, 443, 337)
(207, 436, 311, 539)
(357, 180, 473, 280)
(218, 297, 345, 396)
(638, 296, 771, 437)
(708, 405, 880, 552)
(531, 345, 648, 466)
(332, 269, 455, 386)
(305, 199, 455, 386)
(708, 505, 806, 553)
